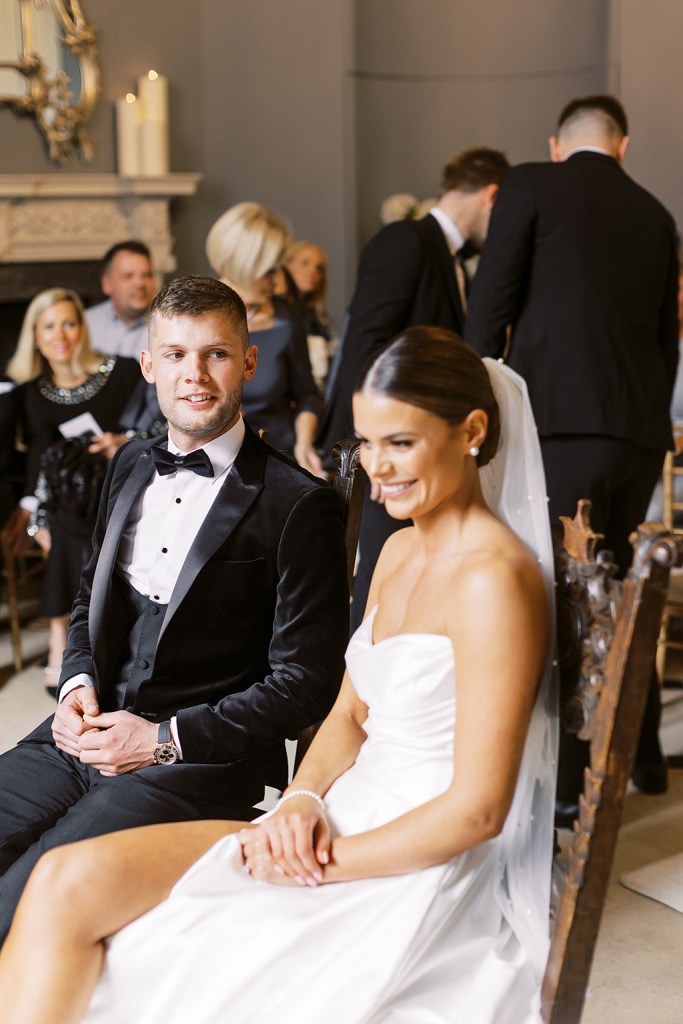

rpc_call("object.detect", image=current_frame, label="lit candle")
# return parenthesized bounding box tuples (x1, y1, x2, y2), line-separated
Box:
(140, 121, 170, 176)
(137, 69, 170, 175)
(138, 69, 168, 125)
(116, 93, 140, 176)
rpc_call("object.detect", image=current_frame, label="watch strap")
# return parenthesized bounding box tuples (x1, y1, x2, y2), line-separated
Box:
(158, 720, 172, 744)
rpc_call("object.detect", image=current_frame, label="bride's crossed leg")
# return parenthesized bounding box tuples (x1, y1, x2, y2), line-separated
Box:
(0, 818, 246, 1024)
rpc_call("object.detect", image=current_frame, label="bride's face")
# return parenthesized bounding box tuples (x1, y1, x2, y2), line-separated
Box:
(353, 390, 478, 521)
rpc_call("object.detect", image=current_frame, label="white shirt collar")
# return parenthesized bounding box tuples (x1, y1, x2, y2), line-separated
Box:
(562, 145, 613, 160)
(429, 206, 465, 256)
(168, 415, 245, 480)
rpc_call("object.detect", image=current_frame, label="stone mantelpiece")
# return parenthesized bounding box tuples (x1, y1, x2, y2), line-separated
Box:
(0, 173, 202, 274)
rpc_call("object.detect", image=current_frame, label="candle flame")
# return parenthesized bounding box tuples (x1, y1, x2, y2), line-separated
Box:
(125, 93, 136, 103)
(148, 70, 159, 81)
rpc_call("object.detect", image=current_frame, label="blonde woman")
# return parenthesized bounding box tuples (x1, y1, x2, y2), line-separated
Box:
(206, 203, 323, 474)
(285, 240, 334, 390)
(6, 288, 148, 690)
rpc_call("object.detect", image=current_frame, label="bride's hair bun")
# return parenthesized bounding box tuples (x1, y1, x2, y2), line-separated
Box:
(356, 326, 501, 466)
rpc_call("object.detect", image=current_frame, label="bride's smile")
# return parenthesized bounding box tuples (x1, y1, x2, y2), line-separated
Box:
(353, 391, 485, 522)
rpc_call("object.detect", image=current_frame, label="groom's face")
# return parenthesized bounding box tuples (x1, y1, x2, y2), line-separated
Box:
(141, 311, 258, 448)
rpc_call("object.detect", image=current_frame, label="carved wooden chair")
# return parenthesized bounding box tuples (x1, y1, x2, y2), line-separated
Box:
(541, 501, 679, 1023)
(655, 440, 683, 681)
(0, 526, 46, 672)
(293, 439, 365, 774)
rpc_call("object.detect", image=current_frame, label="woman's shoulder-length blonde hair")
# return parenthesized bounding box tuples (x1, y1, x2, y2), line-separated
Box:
(7, 288, 102, 384)
(286, 240, 328, 313)
(205, 201, 292, 291)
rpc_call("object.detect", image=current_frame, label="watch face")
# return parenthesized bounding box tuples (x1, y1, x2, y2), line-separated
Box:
(154, 744, 179, 765)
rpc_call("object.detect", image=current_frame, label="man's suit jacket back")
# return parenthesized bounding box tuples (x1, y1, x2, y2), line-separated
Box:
(320, 213, 465, 454)
(466, 152, 679, 450)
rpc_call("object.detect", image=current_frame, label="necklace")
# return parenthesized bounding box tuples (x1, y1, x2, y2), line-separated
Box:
(38, 358, 117, 405)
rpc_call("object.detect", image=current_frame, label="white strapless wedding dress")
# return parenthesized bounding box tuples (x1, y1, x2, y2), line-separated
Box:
(84, 607, 543, 1024)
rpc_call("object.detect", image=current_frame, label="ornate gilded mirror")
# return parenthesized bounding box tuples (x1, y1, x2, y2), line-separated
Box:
(0, 0, 100, 161)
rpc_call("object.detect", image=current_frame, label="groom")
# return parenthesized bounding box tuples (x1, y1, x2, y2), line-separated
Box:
(0, 275, 349, 942)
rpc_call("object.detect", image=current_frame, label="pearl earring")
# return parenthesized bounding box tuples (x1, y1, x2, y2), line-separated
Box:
(469, 446, 480, 457)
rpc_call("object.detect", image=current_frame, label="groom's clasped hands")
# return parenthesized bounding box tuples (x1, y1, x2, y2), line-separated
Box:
(239, 791, 331, 888)
(51, 686, 159, 775)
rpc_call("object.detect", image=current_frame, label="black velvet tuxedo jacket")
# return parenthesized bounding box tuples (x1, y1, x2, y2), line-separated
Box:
(465, 152, 679, 450)
(58, 425, 349, 806)
(319, 213, 465, 453)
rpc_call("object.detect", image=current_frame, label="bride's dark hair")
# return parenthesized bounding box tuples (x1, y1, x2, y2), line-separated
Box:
(356, 326, 501, 467)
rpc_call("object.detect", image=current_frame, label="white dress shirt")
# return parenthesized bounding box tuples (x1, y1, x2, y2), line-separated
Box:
(60, 417, 246, 756)
(562, 145, 613, 160)
(119, 419, 244, 601)
(429, 206, 468, 309)
(428, 205, 465, 256)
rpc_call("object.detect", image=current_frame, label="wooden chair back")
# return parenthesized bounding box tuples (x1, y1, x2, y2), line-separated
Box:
(541, 501, 679, 1023)
(293, 439, 365, 774)
(656, 440, 683, 680)
(0, 528, 46, 673)
(330, 438, 366, 592)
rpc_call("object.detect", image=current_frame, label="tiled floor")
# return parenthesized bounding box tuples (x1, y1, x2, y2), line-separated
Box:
(0, 622, 682, 1022)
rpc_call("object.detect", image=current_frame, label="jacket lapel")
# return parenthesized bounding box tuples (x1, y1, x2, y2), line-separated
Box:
(89, 448, 155, 649)
(425, 213, 464, 326)
(159, 428, 265, 641)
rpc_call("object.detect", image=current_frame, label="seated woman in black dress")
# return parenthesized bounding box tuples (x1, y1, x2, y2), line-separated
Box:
(6, 288, 150, 690)
(206, 202, 323, 475)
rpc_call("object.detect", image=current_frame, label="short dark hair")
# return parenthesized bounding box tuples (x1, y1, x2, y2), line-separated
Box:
(148, 275, 249, 348)
(356, 326, 500, 467)
(102, 240, 152, 274)
(441, 147, 510, 195)
(557, 94, 628, 137)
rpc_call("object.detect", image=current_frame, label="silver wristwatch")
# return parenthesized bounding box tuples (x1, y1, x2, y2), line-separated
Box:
(153, 720, 180, 765)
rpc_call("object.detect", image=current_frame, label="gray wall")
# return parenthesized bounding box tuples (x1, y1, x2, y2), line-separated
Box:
(353, 0, 611, 245)
(0, 1, 681, 325)
(617, 0, 683, 235)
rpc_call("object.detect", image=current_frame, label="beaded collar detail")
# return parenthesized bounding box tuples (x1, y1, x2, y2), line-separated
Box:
(37, 357, 117, 405)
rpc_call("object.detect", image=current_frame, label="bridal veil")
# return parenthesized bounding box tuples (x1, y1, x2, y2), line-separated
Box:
(479, 357, 559, 983)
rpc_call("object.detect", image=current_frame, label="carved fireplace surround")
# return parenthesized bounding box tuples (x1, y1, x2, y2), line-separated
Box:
(0, 172, 202, 355)
(0, 172, 201, 267)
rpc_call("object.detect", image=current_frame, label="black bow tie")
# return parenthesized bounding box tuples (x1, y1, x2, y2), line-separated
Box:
(150, 445, 214, 478)
(457, 240, 478, 262)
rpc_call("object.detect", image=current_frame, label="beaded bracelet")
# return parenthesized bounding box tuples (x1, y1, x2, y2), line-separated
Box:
(277, 789, 325, 813)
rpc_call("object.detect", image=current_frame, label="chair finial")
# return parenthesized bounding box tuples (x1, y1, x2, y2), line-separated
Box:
(559, 500, 604, 562)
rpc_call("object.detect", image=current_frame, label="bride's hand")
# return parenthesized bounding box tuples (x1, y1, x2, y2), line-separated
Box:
(240, 798, 331, 887)
(238, 828, 298, 886)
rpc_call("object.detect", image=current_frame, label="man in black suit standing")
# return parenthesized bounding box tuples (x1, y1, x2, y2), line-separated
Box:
(320, 147, 510, 627)
(0, 275, 349, 941)
(466, 95, 679, 804)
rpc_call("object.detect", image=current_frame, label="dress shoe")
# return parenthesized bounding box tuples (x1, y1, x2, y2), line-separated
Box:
(631, 761, 668, 794)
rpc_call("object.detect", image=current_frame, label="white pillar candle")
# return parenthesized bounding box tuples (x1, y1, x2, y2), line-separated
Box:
(140, 120, 170, 176)
(137, 70, 170, 175)
(116, 93, 140, 176)
(138, 69, 168, 124)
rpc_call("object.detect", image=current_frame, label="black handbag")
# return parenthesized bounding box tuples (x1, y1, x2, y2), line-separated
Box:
(39, 435, 109, 525)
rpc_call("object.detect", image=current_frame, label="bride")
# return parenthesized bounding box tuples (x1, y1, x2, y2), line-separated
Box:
(0, 327, 558, 1024)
